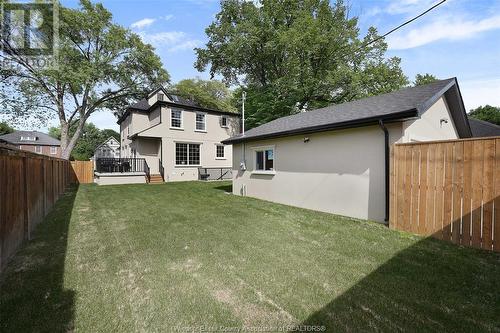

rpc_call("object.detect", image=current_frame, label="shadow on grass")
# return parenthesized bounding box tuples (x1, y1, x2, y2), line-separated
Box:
(213, 183, 232, 193)
(297, 237, 500, 332)
(0, 185, 78, 332)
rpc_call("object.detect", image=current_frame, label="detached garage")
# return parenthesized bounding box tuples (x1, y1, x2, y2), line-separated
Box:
(223, 78, 473, 222)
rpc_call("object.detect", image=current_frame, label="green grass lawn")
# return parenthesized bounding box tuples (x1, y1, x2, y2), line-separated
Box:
(1, 181, 499, 332)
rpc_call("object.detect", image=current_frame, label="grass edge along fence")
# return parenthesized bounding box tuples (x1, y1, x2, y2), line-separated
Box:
(0, 144, 81, 272)
(390, 136, 500, 252)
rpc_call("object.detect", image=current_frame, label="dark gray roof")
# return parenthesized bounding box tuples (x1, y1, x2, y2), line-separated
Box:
(129, 99, 150, 110)
(223, 78, 471, 144)
(118, 87, 240, 124)
(0, 130, 61, 146)
(468, 118, 500, 137)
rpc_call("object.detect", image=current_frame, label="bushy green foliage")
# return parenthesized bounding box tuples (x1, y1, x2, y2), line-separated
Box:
(469, 105, 500, 125)
(0, 121, 14, 136)
(414, 73, 438, 86)
(171, 78, 238, 113)
(0, 0, 168, 159)
(48, 122, 120, 160)
(196, 0, 408, 128)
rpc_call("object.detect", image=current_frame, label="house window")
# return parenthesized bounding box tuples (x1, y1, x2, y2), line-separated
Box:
(220, 116, 228, 127)
(20, 136, 36, 141)
(50, 146, 57, 154)
(216, 145, 225, 158)
(35, 146, 42, 153)
(196, 113, 206, 131)
(255, 148, 274, 171)
(176, 143, 200, 166)
(171, 109, 182, 128)
(157, 93, 164, 101)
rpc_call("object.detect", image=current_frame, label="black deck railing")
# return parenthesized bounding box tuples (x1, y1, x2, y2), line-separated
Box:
(96, 158, 149, 174)
(198, 167, 232, 181)
(159, 159, 164, 181)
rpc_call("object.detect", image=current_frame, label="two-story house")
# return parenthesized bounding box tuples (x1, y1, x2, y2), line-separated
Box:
(117, 87, 240, 182)
(0, 130, 61, 157)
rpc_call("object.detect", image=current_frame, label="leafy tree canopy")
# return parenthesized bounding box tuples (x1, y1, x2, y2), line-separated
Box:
(195, 0, 408, 128)
(0, 121, 14, 136)
(48, 122, 120, 160)
(414, 73, 438, 86)
(170, 78, 238, 113)
(0, 0, 169, 159)
(468, 105, 500, 125)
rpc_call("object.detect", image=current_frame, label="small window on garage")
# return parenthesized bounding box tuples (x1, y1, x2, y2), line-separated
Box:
(255, 148, 274, 171)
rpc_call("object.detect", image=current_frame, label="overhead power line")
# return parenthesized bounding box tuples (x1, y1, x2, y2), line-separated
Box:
(355, 0, 448, 52)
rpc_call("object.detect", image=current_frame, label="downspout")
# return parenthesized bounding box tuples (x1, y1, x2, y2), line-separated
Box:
(378, 120, 390, 223)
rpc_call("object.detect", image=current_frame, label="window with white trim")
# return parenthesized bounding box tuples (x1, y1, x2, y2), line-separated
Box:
(35, 146, 42, 153)
(220, 116, 228, 127)
(157, 93, 164, 101)
(50, 146, 57, 154)
(196, 113, 206, 131)
(255, 148, 274, 171)
(216, 145, 225, 158)
(176, 143, 200, 165)
(171, 109, 182, 128)
(20, 136, 36, 141)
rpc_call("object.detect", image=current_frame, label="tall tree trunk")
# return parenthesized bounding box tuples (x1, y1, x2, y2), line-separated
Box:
(60, 115, 86, 160)
(59, 122, 69, 158)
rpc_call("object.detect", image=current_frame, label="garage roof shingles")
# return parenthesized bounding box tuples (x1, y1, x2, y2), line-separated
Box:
(224, 78, 457, 144)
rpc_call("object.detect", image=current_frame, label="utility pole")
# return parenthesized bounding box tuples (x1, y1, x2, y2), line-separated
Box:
(241, 91, 246, 134)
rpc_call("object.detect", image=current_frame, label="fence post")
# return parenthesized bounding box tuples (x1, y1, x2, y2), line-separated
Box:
(22, 156, 30, 241)
(42, 160, 47, 216)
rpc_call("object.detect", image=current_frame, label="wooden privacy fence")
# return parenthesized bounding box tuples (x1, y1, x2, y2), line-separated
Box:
(71, 161, 94, 184)
(0, 145, 94, 272)
(390, 136, 500, 252)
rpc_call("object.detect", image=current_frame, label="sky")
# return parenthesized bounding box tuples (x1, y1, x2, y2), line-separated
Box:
(13, 0, 500, 132)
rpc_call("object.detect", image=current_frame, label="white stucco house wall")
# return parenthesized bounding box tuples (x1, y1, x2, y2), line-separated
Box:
(117, 87, 240, 183)
(223, 78, 473, 223)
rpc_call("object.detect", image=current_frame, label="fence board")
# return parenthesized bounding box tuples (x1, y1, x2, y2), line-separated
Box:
(418, 145, 428, 235)
(70, 161, 94, 184)
(410, 146, 420, 234)
(494, 139, 500, 252)
(0, 145, 77, 272)
(451, 142, 464, 245)
(471, 140, 484, 249)
(433, 144, 445, 239)
(391, 137, 500, 252)
(426, 145, 436, 236)
(482, 140, 495, 250)
(461, 141, 473, 246)
(442, 143, 454, 242)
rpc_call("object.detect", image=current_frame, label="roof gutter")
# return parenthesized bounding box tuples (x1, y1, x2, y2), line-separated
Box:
(378, 119, 390, 223)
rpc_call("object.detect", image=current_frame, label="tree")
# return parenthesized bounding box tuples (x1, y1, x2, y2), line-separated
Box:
(171, 78, 238, 113)
(100, 129, 120, 142)
(414, 73, 438, 86)
(468, 105, 500, 125)
(48, 122, 120, 160)
(195, 0, 408, 128)
(0, 122, 14, 136)
(0, 0, 169, 159)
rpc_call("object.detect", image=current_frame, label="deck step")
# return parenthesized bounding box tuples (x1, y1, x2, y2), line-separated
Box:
(148, 174, 164, 184)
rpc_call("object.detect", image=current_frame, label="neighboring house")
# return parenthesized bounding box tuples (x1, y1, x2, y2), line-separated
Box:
(468, 118, 500, 137)
(117, 87, 240, 182)
(0, 130, 61, 157)
(223, 78, 473, 222)
(93, 136, 121, 159)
